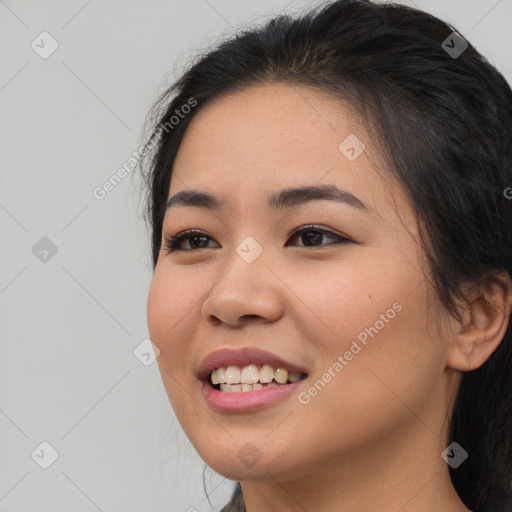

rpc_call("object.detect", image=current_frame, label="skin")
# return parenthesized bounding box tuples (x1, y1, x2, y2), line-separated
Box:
(147, 83, 510, 512)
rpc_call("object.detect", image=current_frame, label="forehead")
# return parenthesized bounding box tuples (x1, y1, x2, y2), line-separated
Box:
(174, 84, 361, 176)
(169, 83, 409, 218)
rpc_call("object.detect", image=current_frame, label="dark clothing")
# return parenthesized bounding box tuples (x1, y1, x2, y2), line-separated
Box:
(220, 483, 245, 512)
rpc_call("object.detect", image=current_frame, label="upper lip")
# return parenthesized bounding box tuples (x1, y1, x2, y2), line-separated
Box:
(197, 347, 309, 381)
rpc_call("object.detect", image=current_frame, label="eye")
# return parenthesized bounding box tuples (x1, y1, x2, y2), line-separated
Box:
(162, 225, 352, 253)
(163, 229, 219, 252)
(286, 225, 352, 247)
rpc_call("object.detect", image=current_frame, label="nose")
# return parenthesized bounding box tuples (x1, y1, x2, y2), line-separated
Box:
(201, 253, 284, 328)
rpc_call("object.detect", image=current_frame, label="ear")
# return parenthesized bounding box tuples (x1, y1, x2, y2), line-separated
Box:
(447, 271, 512, 372)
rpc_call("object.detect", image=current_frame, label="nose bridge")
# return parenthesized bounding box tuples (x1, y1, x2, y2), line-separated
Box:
(202, 235, 282, 325)
(211, 235, 271, 299)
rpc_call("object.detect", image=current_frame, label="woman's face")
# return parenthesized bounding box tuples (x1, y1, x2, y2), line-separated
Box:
(147, 84, 458, 483)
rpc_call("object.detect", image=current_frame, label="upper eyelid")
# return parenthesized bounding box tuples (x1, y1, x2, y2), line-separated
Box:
(167, 225, 345, 241)
(288, 224, 346, 238)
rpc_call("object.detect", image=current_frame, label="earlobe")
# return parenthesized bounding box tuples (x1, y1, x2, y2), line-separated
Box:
(447, 272, 512, 372)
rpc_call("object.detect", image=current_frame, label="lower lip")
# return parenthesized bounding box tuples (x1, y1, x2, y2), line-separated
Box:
(202, 379, 306, 413)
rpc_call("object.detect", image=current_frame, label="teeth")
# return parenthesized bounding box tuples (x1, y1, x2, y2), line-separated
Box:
(288, 371, 301, 383)
(225, 366, 241, 384)
(214, 367, 225, 385)
(220, 382, 278, 392)
(240, 364, 259, 384)
(259, 365, 274, 383)
(210, 364, 305, 388)
(274, 368, 288, 384)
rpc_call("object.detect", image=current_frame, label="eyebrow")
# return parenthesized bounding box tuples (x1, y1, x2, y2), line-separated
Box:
(165, 184, 368, 212)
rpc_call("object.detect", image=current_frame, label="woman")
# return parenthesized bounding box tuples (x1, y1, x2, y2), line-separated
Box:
(140, 1, 512, 510)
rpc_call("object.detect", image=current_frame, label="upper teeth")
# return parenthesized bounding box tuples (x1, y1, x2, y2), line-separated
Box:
(211, 364, 302, 385)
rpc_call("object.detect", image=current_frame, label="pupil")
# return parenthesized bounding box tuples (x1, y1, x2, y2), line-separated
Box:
(191, 236, 209, 248)
(302, 231, 322, 246)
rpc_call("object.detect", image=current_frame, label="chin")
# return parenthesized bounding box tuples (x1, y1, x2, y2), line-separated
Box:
(195, 438, 306, 483)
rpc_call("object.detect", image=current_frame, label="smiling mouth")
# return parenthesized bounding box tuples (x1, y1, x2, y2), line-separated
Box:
(208, 363, 308, 392)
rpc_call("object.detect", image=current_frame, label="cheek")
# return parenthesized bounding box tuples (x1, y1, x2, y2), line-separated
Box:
(147, 266, 200, 357)
(289, 257, 403, 349)
(291, 260, 443, 429)
(332, 297, 440, 417)
(147, 273, 176, 359)
(146, 269, 199, 406)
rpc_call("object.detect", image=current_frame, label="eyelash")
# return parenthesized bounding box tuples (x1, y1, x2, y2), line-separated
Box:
(163, 225, 352, 253)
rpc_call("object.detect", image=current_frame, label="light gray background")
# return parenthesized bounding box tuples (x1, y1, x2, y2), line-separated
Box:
(1, 1, 511, 511)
